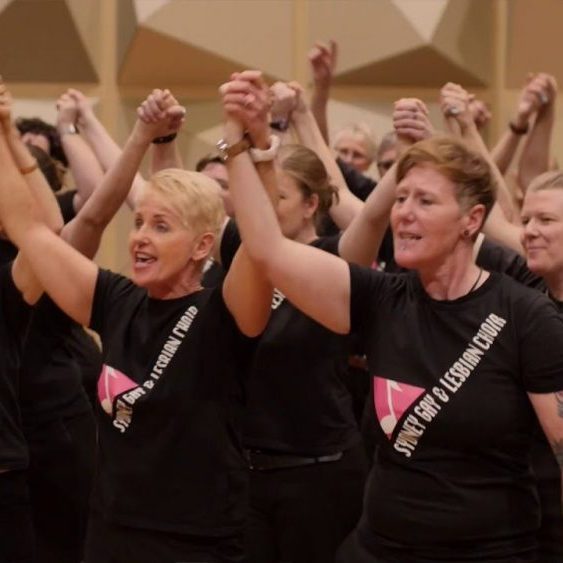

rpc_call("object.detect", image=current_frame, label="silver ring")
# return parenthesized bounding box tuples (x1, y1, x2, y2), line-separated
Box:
(446, 106, 460, 117)
(539, 93, 549, 105)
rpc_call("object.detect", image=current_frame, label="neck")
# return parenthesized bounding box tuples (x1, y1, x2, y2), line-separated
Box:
(293, 223, 318, 245)
(418, 247, 484, 300)
(146, 265, 204, 300)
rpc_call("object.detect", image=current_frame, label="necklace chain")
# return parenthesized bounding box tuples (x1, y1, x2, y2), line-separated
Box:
(468, 268, 483, 294)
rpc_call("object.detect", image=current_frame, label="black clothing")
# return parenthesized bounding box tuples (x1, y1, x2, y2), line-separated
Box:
(89, 269, 253, 539)
(347, 265, 563, 562)
(56, 190, 77, 224)
(221, 220, 365, 562)
(0, 262, 32, 471)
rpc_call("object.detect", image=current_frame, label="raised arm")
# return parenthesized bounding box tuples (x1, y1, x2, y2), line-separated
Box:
(490, 76, 543, 175)
(220, 75, 351, 334)
(308, 40, 337, 143)
(518, 73, 557, 191)
(338, 98, 433, 266)
(440, 82, 519, 224)
(62, 89, 186, 259)
(0, 85, 63, 303)
(56, 90, 104, 213)
(0, 115, 97, 324)
(146, 89, 185, 174)
(70, 88, 147, 208)
(286, 81, 363, 231)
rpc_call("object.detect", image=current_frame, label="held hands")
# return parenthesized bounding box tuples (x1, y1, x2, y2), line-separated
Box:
(439, 82, 474, 133)
(56, 91, 79, 130)
(135, 89, 186, 144)
(308, 40, 338, 91)
(468, 95, 491, 130)
(514, 73, 557, 129)
(393, 98, 433, 145)
(269, 81, 297, 123)
(219, 70, 271, 146)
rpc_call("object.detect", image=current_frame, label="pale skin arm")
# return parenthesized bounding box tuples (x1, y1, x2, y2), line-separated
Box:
(56, 90, 104, 212)
(0, 85, 64, 304)
(147, 89, 185, 174)
(338, 98, 433, 266)
(518, 74, 557, 191)
(308, 40, 338, 144)
(440, 82, 518, 224)
(216, 71, 275, 337)
(490, 78, 541, 175)
(220, 74, 352, 335)
(287, 81, 364, 232)
(70, 88, 147, 209)
(528, 391, 563, 508)
(0, 122, 97, 324)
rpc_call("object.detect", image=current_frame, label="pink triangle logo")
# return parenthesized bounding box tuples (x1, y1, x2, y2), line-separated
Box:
(374, 376, 426, 439)
(97, 364, 138, 416)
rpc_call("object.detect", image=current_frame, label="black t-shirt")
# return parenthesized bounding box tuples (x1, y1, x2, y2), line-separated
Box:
(349, 265, 563, 561)
(0, 263, 32, 469)
(19, 295, 93, 426)
(89, 269, 254, 536)
(0, 239, 96, 427)
(221, 220, 359, 455)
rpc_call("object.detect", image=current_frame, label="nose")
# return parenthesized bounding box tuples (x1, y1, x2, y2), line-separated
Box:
(522, 218, 539, 239)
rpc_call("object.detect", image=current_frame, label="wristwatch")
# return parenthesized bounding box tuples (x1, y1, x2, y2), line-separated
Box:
(249, 134, 280, 163)
(59, 123, 79, 136)
(216, 133, 252, 161)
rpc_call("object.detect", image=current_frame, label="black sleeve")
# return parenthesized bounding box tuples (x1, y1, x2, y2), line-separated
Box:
(477, 238, 545, 290)
(56, 190, 77, 224)
(89, 269, 138, 336)
(336, 158, 376, 201)
(220, 219, 241, 271)
(517, 292, 563, 392)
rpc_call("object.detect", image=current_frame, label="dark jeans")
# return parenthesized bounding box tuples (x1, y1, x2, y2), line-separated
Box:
(0, 470, 35, 563)
(25, 410, 96, 563)
(84, 514, 245, 563)
(245, 443, 367, 563)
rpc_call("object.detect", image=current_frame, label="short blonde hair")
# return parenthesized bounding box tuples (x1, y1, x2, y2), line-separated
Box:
(333, 123, 377, 162)
(139, 169, 225, 236)
(527, 170, 563, 194)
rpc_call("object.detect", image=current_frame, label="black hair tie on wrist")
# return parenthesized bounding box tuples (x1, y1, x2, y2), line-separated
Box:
(152, 132, 178, 144)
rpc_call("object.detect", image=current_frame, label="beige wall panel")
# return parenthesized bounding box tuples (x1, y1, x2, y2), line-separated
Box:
(119, 28, 257, 86)
(334, 45, 484, 87)
(136, 0, 293, 79)
(506, 0, 563, 87)
(432, 0, 492, 86)
(117, 0, 139, 71)
(65, 0, 103, 73)
(0, 0, 97, 82)
(307, 0, 422, 76)
(133, 0, 171, 22)
(391, 0, 448, 41)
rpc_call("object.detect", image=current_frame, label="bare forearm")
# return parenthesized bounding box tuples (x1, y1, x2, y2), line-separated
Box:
(62, 131, 150, 257)
(491, 130, 523, 175)
(310, 88, 330, 143)
(4, 126, 62, 232)
(60, 133, 104, 211)
(150, 139, 183, 175)
(292, 109, 363, 229)
(519, 106, 555, 190)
